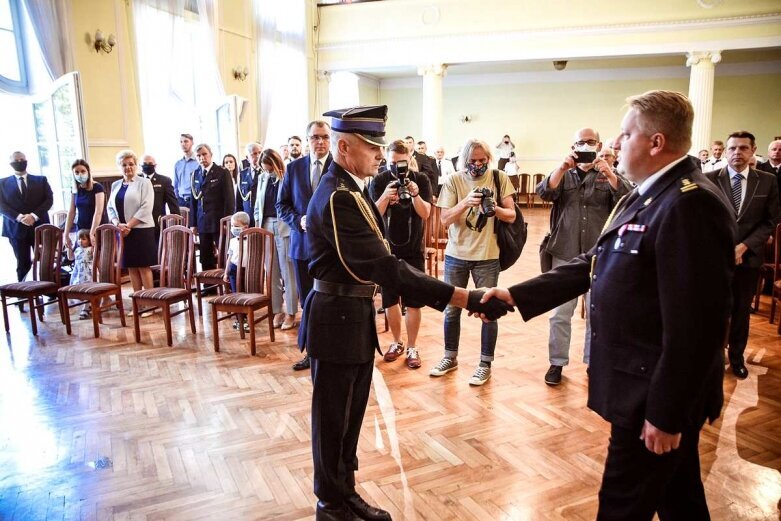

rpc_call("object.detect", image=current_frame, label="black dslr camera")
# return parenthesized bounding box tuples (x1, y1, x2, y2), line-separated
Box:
(391, 160, 411, 201)
(475, 187, 496, 217)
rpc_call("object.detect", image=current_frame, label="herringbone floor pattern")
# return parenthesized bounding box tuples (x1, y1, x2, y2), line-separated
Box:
(0, 208, 779, 520)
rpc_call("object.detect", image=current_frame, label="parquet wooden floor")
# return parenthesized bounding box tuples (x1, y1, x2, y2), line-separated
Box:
(0, 207, 779, 520)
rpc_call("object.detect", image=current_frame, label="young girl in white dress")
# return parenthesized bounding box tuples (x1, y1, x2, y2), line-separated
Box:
(68, 229, 94, 319)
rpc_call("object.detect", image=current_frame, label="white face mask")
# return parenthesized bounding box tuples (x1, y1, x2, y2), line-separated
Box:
(574, 143, 598, 153)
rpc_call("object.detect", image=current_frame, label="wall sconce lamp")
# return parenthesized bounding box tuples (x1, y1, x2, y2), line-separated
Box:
(233, 67, 249, 81)
(94, 30, 116, 54)
(460, 115, 472, 123)
(553, 60, 568, 71)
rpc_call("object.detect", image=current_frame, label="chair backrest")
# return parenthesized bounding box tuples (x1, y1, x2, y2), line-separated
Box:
(237, 227, 275, 295)
(773, 223, 781, 280)
(519, 173, 531, 195)
(532, 173, 545, 187)
(179, 207, 190, 226)
(33, 224, 63, 285)
(160, 225, 195, 289)
(50, 210, 68, 228)
(216, 216, 232, 269)
(92, 224, 123, 284)
(158, 214, 184, 261)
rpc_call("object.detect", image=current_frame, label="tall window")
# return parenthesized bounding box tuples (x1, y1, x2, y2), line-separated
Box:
(329, 72, 360, 110)
(0, 0, 27, 94)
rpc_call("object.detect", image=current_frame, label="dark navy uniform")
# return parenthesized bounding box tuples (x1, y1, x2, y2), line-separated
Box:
(509, 157, 736, 520)
(189, 163, 234, 270)
(235, 165, 260, 226)
(143, 171, 180, 243)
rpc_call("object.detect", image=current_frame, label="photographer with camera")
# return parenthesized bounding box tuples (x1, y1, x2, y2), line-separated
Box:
(538, 128, 631, 386)
(431, 138, 517, 386)
(370, 140, 433, 369)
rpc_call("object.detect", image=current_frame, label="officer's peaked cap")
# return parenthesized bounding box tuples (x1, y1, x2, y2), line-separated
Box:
(323, 105, 388, 147)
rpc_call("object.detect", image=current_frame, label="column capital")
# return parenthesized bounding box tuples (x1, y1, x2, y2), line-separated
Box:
(686, 51, 722, 67)
(417, 64, 448, 77)
(316, 70, 332, 82)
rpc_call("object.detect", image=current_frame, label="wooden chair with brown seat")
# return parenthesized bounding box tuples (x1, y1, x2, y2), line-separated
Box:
(767, 224, 781, 327)
(0, 224, 63, 336)
(151, 213, 184, 286)
(58, 224, 126, 338)
(178, 206, 190, 226)
(131, 225, 196, 346)
(210, 227, 275, 355)
(518, 173, 532, 208)
(194, 215, 231, 315)
(531, 173, 547, 208)
(424, 212, 439, 278)
(754, 233, 775, 312)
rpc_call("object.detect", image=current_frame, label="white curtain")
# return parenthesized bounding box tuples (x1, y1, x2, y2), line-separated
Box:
(254, 0, 307, 150)
(132, 0, 225, 170)
(20, 0, 72, 81)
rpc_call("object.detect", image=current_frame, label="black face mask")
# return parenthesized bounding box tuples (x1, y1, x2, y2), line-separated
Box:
(10, 160, 27, 173)
(141, 164, 155, 175)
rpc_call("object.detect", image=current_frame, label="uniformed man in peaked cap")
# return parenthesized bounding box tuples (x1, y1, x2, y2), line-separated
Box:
(300, 105, 512, 521)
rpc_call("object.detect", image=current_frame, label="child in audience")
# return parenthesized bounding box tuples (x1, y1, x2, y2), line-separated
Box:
(223, 211, 250, 330)
(68, 229, 94, 319)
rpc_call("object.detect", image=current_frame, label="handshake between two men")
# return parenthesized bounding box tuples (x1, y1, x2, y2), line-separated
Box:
(465, 287, 515, 321)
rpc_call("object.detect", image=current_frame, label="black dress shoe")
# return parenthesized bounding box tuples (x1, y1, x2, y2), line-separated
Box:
(345, 493, 392, 521)
(293, 354, 310, 371)
(544, 365, 563, 386)
(732, 362, 748, 379)
(316, 501, 361, 521)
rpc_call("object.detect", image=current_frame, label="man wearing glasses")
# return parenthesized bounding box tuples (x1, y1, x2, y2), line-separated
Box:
(277, 121, 333, 371)
(430, 138, 518, 386)
(537, 128, 631, 386)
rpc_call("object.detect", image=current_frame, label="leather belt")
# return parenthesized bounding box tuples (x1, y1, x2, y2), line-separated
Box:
(314, 279, 376, 298)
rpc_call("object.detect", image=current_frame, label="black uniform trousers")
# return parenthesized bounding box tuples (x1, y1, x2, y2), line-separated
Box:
(310, 357, 373, 502)
(597, 422, 709, 521)
(10, 228, 35, 281)
(294, 258, 314, 308)
(199, 232, 217, 271)
(728, 265, 760, 364)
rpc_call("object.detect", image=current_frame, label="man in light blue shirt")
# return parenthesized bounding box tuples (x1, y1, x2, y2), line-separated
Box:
(173, 133, 199, 207)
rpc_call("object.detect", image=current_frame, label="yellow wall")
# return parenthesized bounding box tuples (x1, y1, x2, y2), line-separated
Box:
(380, 72, 781, 174)
(69, 0, 257, 176)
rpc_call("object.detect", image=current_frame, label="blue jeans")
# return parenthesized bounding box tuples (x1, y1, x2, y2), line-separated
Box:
(443, 255, 500, 362)
(227, 262, 237, 293)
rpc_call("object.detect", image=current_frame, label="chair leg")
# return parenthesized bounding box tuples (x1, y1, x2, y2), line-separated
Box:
(212, 305, 220, 352)
(187, 295, 196, 334)
(61, 295, 72, 335)
(771, 294, 777, 324)
(248, 309, 256, 356)
(29, 297, 38, 336)
(116, 291, 126, 327)
(196, 283, 203, 316)
(268, 307, 274, 343)
(133, 298, 141, 343)
(36, 296, 44, 322)
(1, 294, 8, 333)
(91, 298, 101, 338)
(239, 313, 246, 339)
(162, 304, 173, 346)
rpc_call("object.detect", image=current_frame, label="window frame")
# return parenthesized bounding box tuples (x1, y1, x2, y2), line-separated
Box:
(0, 0, 29, 94)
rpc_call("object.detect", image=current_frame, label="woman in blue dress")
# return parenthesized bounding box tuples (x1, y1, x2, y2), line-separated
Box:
(63, 159, 108, 250)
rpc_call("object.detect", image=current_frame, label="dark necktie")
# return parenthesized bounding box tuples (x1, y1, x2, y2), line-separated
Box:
(18, 176, 27, 200)
(437, 160, 442, 176)
(731, 173, 743, 213)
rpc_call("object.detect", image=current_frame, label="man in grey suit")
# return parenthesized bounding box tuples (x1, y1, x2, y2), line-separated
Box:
(706, 130, 780, 379)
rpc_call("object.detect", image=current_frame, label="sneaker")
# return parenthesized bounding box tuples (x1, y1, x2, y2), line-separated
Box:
(384, 341, 405, 362)
(140, 310, 154, 318)
(429, 357, 458, 377)
(232, 320, 240, 330)
(545, 365, 563, 386)
(406, 347, 421, 369)
(468, 365, 491, 386)
(79, 309, 91, 320)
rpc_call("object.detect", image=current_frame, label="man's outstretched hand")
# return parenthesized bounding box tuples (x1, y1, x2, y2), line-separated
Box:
(466, 289, 514, 321)
(467, 288, 517, 321)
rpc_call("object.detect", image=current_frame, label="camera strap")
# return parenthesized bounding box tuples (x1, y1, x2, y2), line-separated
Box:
(386, 206, 413, 247)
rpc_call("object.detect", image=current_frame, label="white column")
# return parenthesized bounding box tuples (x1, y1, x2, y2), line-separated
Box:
(315, 71, 331, 116)
(686, 51, 721, 154)
(417, 64, 447, 146)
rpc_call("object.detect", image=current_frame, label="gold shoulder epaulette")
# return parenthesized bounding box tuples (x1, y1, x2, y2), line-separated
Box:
(680, 178, 699, 193)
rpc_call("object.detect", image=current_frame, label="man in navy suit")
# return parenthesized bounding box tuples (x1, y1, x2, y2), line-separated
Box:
(0, 152, 54, 285)
(236, 142, 262, 226)
(277, 120, 333, 371)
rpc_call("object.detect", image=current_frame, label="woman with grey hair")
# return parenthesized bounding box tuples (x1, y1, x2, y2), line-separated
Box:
(107, 149, 157, 316)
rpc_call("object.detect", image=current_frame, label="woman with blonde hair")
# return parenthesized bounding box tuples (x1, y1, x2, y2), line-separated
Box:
(254, 148, 298, 330)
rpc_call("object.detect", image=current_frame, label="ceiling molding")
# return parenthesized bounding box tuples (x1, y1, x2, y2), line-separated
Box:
(378, 60, 781, 89)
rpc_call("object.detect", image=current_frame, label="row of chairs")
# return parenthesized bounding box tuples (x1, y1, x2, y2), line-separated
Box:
(0, 222, 276, 355)
(513, 173, 551, 209)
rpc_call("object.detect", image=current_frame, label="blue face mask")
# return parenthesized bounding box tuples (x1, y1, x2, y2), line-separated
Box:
(74, 174, 89, 184)
(230, 226, 243, 238)
(467, 162, 488, 177)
